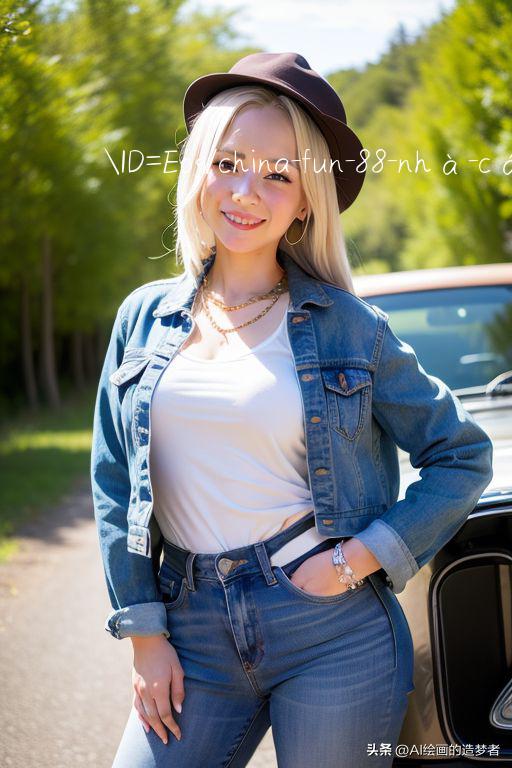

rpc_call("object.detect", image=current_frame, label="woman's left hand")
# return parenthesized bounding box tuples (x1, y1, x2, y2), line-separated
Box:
(289, 548, 350, 596)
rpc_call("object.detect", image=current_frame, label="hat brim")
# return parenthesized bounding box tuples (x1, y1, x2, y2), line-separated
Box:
(183, 72, 365, 213)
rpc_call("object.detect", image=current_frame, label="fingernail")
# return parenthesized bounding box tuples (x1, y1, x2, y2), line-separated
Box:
(163, 738, 168, 745)
(175, 702, 182, 713)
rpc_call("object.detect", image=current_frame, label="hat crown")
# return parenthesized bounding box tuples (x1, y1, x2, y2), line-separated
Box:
(182, 50, 365, 212)
(228, 52, 347, 125)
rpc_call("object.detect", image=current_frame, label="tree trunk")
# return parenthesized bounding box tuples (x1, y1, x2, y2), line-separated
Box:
(40, 232, 60, 407)
(20, 277, 39, 410)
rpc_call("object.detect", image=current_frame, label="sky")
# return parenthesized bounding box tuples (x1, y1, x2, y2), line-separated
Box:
(180, 0, 457, 75)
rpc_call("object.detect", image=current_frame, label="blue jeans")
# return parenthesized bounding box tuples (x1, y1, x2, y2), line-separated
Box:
(112, 511, 415, 768)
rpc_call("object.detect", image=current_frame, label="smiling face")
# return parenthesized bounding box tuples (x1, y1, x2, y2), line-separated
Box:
(199, 104, 308, 259)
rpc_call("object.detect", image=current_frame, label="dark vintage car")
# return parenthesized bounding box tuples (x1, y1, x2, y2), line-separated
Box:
(354, 263, 512, 766)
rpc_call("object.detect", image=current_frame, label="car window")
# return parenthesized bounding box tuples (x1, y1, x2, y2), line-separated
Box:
(366, 285, 512, 392)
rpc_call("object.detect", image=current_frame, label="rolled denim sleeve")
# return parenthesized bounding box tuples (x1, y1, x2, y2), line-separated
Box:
(353, 320, 493, 594)
(90, 300, 169, 640)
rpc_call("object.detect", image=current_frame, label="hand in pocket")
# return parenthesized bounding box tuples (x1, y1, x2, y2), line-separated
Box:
(288, 548, 349, 597)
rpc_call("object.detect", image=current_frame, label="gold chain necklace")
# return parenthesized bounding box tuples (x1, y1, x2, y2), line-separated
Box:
(198, 272, 288, 338)
(202, 272, 288, 310)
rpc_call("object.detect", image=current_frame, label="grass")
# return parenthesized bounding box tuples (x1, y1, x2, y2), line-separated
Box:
(0, 385, 97, 563)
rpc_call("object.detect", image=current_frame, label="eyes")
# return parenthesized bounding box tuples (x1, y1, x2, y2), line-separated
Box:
(212, 159, 291, 183)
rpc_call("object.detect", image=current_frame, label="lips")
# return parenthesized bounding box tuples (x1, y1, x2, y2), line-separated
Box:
(221, 211, 265, 230)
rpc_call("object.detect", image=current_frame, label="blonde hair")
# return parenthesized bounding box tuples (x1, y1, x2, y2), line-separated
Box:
(170, 85, 355, 293)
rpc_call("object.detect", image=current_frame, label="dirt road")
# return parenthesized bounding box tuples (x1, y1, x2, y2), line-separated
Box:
(0, 477, 277, 767)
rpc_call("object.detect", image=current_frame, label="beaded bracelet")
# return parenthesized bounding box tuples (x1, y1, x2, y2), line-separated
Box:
(332, 541, 366, 590)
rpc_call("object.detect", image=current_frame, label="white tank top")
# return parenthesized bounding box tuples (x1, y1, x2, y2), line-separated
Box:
(149, 299, 329, 566)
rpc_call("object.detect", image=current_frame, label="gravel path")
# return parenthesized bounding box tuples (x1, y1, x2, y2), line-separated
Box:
(0, 477, 277, 767)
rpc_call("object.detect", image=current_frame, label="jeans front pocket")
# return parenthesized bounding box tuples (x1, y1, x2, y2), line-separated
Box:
(158, 561, 188, 611)
(321, 366, 372, 440)
(274, 564, 370, 605)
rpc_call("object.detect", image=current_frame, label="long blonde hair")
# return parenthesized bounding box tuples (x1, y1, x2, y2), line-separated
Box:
(171, 85, 355, 293)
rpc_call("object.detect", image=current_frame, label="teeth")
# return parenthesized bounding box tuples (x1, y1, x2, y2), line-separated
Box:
(225, 212, 262, 225)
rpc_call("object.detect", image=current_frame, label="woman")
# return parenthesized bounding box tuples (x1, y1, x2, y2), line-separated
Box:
(91, 52, 493, 767)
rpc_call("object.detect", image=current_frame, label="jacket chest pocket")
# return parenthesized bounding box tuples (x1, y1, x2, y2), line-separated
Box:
(109, 347, 153, 388)
(321, 367, 372, 440)
(108, 348, 154, 442)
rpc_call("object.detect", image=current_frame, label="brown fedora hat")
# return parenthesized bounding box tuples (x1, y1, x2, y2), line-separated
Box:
(183, 51, 366, 213)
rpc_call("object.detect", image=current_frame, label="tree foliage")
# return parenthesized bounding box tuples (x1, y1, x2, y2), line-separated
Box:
(1, 0, 510, 415)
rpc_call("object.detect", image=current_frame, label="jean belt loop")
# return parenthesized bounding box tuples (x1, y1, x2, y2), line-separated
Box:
(185, 551, 198, 592)
(254, 541, 278, 586)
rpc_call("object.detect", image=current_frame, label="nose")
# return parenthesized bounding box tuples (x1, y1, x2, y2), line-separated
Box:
(232, 171, 260, 206)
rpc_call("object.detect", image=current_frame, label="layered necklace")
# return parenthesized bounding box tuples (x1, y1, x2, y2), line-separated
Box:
(196, 269, 289, 341)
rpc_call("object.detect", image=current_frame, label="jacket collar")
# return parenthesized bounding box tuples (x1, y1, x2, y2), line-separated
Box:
(152, 247, 333, 318)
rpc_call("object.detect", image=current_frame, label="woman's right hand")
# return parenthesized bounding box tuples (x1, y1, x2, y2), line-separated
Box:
(131, 635, 185, 744)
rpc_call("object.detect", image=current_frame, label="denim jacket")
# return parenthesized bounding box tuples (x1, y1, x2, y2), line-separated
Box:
(90, 248, 493, 639)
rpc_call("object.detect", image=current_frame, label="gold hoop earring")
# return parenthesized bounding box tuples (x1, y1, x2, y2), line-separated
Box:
(284, 216, 309, 246)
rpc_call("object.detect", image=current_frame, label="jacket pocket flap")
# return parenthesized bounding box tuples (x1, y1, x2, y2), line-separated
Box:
(322, 367, 372, 396)
(109, 347, 152, 386)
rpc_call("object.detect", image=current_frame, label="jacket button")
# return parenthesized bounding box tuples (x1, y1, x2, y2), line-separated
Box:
(301, 373, 314, 382)
(310, 416, 321, 423)
(292, 316, 306, 323)
(315, 467, 329, 475)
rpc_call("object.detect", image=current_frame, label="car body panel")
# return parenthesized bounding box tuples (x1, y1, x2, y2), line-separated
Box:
(354, 265, 512, 764)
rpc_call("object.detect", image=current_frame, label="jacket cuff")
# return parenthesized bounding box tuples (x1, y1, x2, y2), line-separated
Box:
(104, 601, 170, 640)
(352, 518, 419, 593)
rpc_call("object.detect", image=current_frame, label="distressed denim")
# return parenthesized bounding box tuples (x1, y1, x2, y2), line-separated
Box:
(111, 513, 415, 768)
(90, 247, 493, 640)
